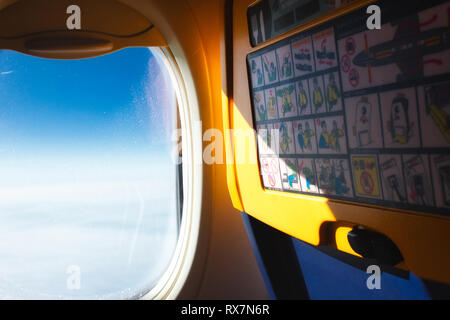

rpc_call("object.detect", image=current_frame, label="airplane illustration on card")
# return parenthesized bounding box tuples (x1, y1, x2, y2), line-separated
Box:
(353, 14, 450, 81)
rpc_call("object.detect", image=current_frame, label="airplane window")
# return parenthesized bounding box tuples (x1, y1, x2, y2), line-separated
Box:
(0, 48, 180, 299)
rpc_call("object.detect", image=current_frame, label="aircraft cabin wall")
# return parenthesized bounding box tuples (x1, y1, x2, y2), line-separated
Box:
(231, 0, 450, 299)
(0, 0, 449, 300)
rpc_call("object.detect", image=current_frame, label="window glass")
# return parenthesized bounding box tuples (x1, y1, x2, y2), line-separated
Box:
(0, 48, 179, 299)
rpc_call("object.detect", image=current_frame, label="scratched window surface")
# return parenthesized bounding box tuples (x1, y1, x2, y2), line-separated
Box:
(0, 48, 178, 299)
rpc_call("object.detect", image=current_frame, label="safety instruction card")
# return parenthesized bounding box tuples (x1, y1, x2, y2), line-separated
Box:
(248, 0, 450, 216)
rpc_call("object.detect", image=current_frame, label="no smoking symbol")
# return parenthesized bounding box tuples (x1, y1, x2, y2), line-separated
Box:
(345, 37, 355, 55)
(341, 54, 351, 73)
(349, 69, 359, 87)
(360, 171, 374, 194)
(268, 159, 279, 187)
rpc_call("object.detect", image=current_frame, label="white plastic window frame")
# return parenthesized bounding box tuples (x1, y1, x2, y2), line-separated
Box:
(141, 47, 203, 300)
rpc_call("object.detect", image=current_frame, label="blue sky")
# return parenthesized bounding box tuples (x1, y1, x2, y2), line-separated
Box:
(0, 48, 179, 299)
(0, 48, 175, 158)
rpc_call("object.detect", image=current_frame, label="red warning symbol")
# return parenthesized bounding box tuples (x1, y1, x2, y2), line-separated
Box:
(270, 158, 279, 174)
(268, 174, 276, 187)
(261, 158, 270, 174)
(360, 171, 374, 194)
(345, 37, 356, 55)
(341, 54, 351, 73)
(349, 68, 359, 87)
(265, 158, 279, 187)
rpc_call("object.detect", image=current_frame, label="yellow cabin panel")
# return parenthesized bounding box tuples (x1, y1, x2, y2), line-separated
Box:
(230, 0, 450, 285)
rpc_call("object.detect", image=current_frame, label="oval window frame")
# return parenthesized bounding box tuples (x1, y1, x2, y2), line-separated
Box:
(140, 46, 204, 300)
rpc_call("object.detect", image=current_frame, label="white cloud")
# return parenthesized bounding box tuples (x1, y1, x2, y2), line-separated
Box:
(0, 179, 173, 206)
(0, 71, 13, 75)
